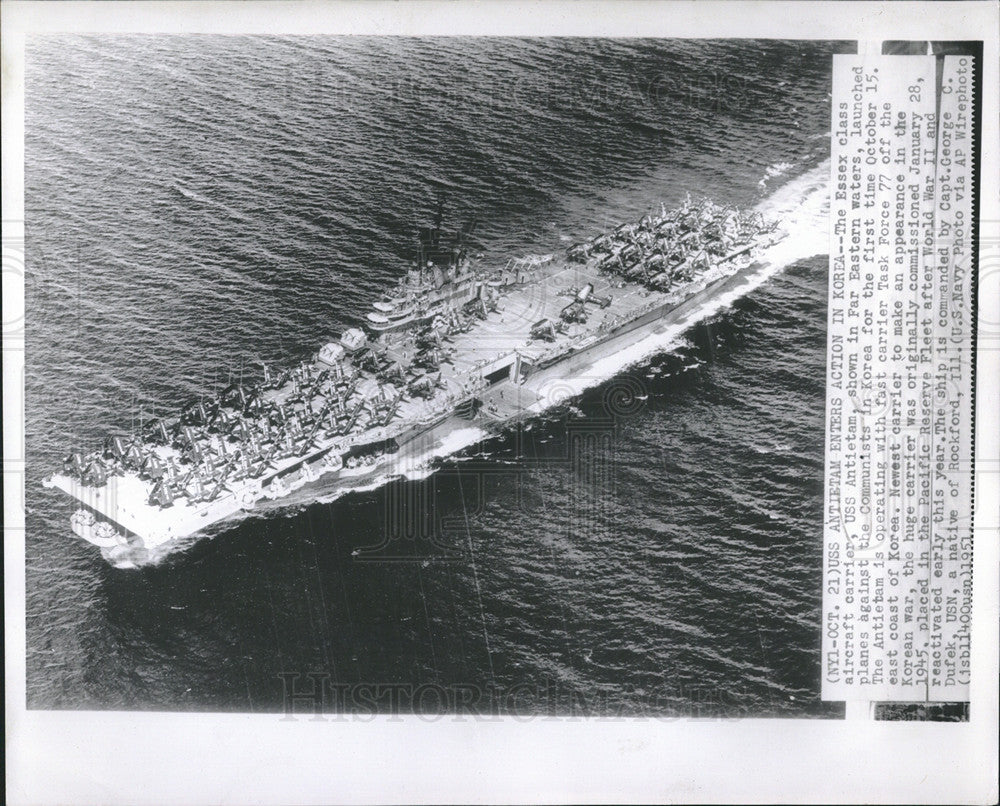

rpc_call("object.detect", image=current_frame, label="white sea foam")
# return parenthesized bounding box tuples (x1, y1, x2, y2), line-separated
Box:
(428, 426, 489, 459)
(757, 160, 796, 191)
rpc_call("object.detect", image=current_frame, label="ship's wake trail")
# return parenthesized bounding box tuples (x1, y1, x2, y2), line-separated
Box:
(233, 161, 832, 532)
(754, 159, 830, 266)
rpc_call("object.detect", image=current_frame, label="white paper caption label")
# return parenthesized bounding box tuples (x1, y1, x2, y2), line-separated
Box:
(823, 55, 975, 702)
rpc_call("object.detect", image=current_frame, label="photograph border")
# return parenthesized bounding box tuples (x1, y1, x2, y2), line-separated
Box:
(4, 2, 998, 804)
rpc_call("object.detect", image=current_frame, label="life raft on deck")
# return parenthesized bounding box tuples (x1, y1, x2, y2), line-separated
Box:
(69, 509, 127, 549)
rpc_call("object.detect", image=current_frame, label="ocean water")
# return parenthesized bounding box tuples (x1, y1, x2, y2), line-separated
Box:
(25, 36, 850, 715)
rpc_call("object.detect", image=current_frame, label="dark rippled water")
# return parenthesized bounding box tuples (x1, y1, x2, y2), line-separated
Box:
(26, 37, 849, 715)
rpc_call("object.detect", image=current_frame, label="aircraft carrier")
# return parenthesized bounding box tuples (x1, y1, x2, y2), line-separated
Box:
(44, 196, 784, 567)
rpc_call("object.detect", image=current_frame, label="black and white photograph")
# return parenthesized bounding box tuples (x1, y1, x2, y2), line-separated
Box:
(4, 2, 998, 804)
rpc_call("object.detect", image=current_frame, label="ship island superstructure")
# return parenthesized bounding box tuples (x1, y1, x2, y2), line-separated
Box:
(44, 197, 783, 566)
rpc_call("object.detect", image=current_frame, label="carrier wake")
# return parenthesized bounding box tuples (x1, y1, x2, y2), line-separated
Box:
(45, 195, 786, 567)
